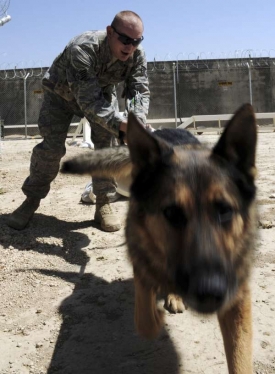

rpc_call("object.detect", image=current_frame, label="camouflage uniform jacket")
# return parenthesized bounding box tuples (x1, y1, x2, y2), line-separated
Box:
(42, 30, 150, 135)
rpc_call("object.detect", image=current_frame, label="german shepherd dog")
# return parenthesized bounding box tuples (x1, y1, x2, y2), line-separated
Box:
(61, 104, 257, 374)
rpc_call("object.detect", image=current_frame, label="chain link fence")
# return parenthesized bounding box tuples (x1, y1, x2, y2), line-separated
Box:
(0, 67, 46, 138)
(0, 66, 81, 139)
(1, 57, 275, 140)
(176, 58, 275, 120)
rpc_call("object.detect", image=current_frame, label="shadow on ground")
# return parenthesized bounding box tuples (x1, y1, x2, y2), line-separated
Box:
(0, 213, 92, 266)
(0, 212, 182, 373)
(36, 270, 182, 374)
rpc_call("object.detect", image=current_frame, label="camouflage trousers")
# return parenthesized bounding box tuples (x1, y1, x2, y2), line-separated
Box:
(22, 90, 117, 200)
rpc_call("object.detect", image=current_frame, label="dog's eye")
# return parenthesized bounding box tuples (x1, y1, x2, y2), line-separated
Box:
(215, 201, 233, 224)
(163, 205, 187, 227)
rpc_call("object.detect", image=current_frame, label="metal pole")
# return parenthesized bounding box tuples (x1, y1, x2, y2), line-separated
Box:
(247, 62, 253, 105)
(173, 62, 177, 128)
(23, 72, 30, 139)
(0, 117, 2, 160)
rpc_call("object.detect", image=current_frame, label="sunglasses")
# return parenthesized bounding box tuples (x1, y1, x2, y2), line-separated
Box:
(112, 26, 144, 47)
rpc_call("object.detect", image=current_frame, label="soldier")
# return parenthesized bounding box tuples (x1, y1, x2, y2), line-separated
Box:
(7, 10, 149, 232)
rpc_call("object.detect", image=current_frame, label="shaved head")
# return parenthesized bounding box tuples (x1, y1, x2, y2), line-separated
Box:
(111, 10, 144, 32)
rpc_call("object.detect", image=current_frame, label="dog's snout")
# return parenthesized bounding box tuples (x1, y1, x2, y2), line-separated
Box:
(176, 263, 228, 314)
(192, 272, 227, 312)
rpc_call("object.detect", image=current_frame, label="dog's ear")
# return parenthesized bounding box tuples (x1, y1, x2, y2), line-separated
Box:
(127, 112, 170, 169)
(211, 104, 257, 180)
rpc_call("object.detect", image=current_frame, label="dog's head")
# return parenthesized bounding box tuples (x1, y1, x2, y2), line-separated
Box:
(126, 104, 257, 314)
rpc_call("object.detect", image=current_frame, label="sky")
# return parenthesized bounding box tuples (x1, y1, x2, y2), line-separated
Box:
(1, 0, 275, 68)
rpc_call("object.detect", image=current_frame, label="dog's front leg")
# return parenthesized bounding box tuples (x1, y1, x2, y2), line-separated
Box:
(134, 273, 164, 339)
(218, 283, 253, 374)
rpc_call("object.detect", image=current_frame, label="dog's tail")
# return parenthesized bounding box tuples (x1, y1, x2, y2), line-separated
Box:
(60, 146, 132, 179)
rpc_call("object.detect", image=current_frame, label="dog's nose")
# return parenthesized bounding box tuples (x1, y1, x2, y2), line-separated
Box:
(191, 272, 227, 313)
(176, 265, 228, 314)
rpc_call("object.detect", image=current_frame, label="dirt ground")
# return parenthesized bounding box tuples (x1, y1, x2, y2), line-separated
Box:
(0, 130, 274, 374)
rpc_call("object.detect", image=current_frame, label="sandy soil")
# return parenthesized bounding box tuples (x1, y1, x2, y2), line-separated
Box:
(0, 131, 274, 374)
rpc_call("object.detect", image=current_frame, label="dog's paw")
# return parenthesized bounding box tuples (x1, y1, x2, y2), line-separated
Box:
(164, 294, 186, 313)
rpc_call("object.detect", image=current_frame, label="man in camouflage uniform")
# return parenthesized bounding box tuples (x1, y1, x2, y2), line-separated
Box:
(7, 10, 149, 232)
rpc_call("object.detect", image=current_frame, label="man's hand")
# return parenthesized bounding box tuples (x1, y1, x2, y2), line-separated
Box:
(118, 120, 128, 145)
(145, 123, 155, 132)
(119, 120, 128, 133)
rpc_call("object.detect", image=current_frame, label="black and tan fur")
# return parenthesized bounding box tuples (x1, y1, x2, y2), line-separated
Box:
(61, 104, 257, 374)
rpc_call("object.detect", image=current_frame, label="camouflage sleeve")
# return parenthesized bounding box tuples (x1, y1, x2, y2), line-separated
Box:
(67, 45, 124, 135)
(124, 47, 150, 125)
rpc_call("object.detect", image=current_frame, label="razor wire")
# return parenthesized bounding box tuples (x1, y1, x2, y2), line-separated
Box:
(149, 48, 275, 71)
(0, 60, 46, 80)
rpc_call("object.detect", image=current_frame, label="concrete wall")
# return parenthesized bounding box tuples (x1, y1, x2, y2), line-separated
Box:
(146, 58, 275, 119)
(0, 68, 47, 126)
(0, 59, 274, 126)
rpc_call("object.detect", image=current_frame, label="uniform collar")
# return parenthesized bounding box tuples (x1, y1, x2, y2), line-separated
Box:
(99, 33, 114, 64)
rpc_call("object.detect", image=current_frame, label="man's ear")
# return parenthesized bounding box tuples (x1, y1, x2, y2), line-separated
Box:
(127, 112, 171, 172)
(106, 25, 113, 38)
(211, 103, 257, 181)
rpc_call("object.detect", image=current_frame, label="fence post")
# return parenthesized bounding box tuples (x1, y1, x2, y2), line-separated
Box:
(0, 117, 2, 160)
(247, 61, 253, 105)
(172, 63, 178, 128)
(23, 72, 30, 139)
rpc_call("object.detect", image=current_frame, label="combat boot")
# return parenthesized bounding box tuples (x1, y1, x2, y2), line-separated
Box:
(94, 196, 121, 232)
(7, 197, 40, 230)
